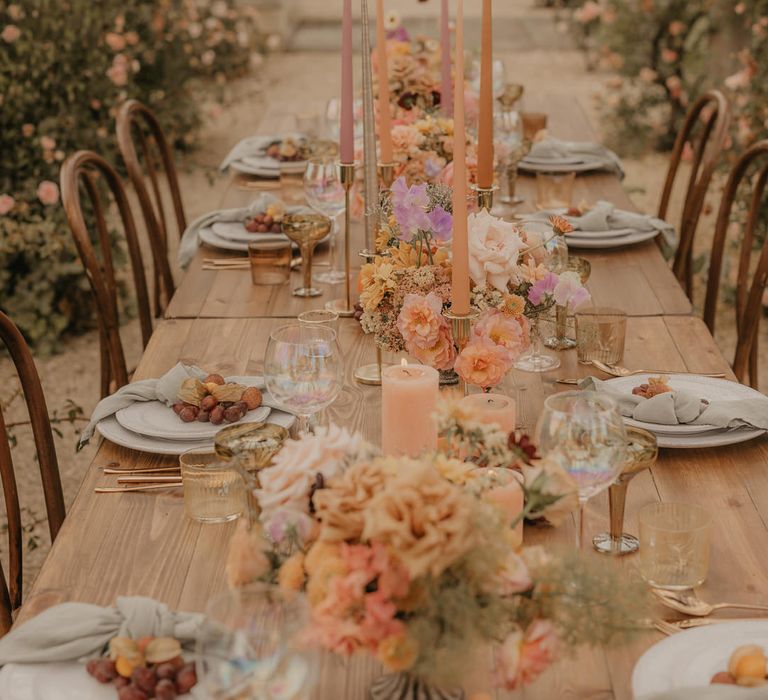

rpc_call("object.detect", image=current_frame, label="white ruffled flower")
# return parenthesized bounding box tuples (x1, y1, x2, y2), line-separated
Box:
(467, 209, 526, 293)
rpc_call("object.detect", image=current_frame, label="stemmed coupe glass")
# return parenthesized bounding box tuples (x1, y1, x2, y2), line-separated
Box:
(535, 391, 627, 549)
(264, 324, 342, 435)
(303, 157, 346, 284)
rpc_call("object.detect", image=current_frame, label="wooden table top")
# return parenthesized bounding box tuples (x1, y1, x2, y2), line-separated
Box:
(18, 315, 768, 699)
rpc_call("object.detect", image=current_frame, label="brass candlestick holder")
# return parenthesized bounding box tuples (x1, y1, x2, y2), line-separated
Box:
(443, 307, 479, 395)
(473, 183, 499, 212)
(325, 162, 356, 317)
(378, 161, 395, 189)
(354, 248, 390, 386)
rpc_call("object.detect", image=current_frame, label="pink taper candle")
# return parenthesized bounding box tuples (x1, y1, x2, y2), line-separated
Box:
(381, 360, 439, 457)
(375, 0, 394, 163)
(450, 0, 470, 316)
(340, 0, 354, 163)
(477, 0, 494, 189)
(440, 0, 452, 117)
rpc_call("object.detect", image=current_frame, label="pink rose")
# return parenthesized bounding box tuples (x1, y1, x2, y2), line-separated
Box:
(1, 25, 21, 43)
(495, 620, 558, 690)
(40, 136, 56, 151)
(397, 292, 444, 350)
(0, 194, 14, 215)
(454, 336, 511, 389)
(36, 181, 59, 206)
(468, 209, 525, 292)
(473, 310, 530, 362)
(409, 322, 456, 371)
(104, 32, 126, 51)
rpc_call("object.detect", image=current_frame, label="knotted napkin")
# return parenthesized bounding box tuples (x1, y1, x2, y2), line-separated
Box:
(0, 597, 203, 665)
(523, 137, 625, 178)
(530, 200, 676, 248)
(639, 687, 768, 699)
(580, 377, 768, 431)
(78, 363, 269, 449)
(219, 135, 274, 172)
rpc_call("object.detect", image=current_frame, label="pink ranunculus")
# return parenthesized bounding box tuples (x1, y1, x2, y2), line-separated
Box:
(409, 322, 456, 371)
(468, 209, 526, 292)
(0, 194, 14, 215)
(36, 180, 59, 206)
(639, 67, 658, 84)
(725, 69, 751, 91)
(1, 25, 20, 43)
(397, 292, 444, 350)
(40, 135, 56, 151)
(473, 310, 530, 363)
(454, 336, 511, 389)
(495, 620, 558, 690)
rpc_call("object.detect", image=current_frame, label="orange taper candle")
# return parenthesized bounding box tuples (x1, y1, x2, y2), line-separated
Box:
(375, 0, 394, 163)
(476, 0, 494, 190)
(450, 0, 470, 316)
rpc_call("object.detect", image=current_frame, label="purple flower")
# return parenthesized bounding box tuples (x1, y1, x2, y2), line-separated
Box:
(424, 157, 444, 179)
(391, 176, 429, 210)
(392, 176, 431, 241)
(427, 205, 453, 242)
(527, 272, 559, 306)
(387, 27, 410, 42)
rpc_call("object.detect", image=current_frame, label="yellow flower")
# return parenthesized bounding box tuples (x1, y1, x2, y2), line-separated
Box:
(359, 259, 397, 311)
(278, 552, 306, 592)
(377, 633, 419, 672)
(548, 214, 574, 235)
(502, 294, 526, 317)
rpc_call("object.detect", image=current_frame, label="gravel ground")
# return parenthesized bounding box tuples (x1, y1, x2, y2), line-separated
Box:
(1, 0, 765, 600)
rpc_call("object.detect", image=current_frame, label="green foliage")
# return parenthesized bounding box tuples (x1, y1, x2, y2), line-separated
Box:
(0, 0, 263, 352)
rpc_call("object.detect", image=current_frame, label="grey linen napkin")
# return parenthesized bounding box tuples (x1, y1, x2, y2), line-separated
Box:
(530, 200, 677, 248)
(0, 597, 204, 665)
(526, 137, 625, 178)
(639, 687, 768, 700)
(78, 362, 270, 448)
(178, 193, 279, 269)
(580, 377, 768, 431)
(219, 135, 272, 171)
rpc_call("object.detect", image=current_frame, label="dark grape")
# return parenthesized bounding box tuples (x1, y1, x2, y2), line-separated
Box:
(155, 679, 178, 700)
(175, 663, 197, 694)
(223, 406, 244, 423)
(131, 666, 157, 694)
(200, 395, 218, 412)
(234, 400, 249, 413)
(114, 676, 130, 689)
(87, 658, 117, 683)
(155, 662, 177, 680)
(270, 223, 282, 233)
(117, 686, 148, 700)
(196, 410, 210, 422)
(179, 407, 197, 423)
(209, 405, 225, 425)
(171, 403, 185, 415)
(263, 215, 273, 226)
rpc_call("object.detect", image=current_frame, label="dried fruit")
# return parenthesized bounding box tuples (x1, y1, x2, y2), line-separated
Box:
(241, 387, 262, 410)
(155, 679, 178, 700)
(204, 373, 225, 386)
(211, 382, 247, 403)
(209, 405, 225, 425)
(115, 655, 140, 678)
(200, 395, 218, 412)
(145, 637, 182, 664)
(178, 379, 207, 407)
(109, 637, 139, 661)
(136, 636, 155, 654)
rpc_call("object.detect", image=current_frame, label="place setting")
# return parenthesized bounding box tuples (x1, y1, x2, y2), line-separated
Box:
(219, 133, 312, 179)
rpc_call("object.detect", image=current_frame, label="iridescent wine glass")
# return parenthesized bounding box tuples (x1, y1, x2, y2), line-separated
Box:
(303, 158, 346, 284)
(535, 391, 627, 549)
(264, 324, 342, 435)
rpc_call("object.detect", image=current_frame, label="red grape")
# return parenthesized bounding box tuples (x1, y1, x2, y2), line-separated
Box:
(179, 407, 197, 423)
(155, 678, 178, 700)
(131, 666, 157, 694)
(196, 410, 210, 423)
(117, 686, 148, 700)
(175, 663, 197, 693)
(200, 395, 218, 412)
(209, 405, 225, 425)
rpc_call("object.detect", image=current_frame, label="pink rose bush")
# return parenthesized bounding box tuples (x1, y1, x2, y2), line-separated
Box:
(36, 181, 59, 206)
(0, 195, 14, 215)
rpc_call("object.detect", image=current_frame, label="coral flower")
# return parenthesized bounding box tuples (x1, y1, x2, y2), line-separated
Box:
(397, 292, 444, 350)
(548, 214, 573, 235)
(454, 336, 511, 389)
(495, 620, 559, 690)
(473, 310, 530, 362)
(409, 321, 456, 371)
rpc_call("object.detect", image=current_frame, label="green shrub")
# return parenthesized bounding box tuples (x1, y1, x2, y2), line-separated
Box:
(0, 0, 263, 353)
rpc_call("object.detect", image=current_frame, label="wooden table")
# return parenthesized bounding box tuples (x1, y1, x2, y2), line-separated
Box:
(18, 315, 768, 699)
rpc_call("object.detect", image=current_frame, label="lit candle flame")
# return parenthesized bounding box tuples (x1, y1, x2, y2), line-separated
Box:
(400, 358, 408, 367)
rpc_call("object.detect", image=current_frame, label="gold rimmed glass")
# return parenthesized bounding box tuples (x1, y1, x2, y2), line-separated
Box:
(535, 171, 576, 210)
(282, 213, 332, 298)
(248, 240, 292, 286)
(576, 306, 627, 365)
(179, 448, 246, 524)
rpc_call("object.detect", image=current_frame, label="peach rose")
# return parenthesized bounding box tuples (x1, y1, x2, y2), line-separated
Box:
(0, 194, 14, 215)
(1, 25, 20, 43)
(391, 124, 423, 156)
(36, 180, 59, 206)
(468, 209, 526, 292)
(489, 550, 532, 596)
(278, 552, 306, 592)
(409, 322, 456, 371)
(397, 292, 444, 350)
(473, 310, 530, 363)
(454, 337, 511, 389)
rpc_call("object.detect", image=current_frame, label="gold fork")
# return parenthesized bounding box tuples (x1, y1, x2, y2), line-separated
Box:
(590, 360, 725, 378)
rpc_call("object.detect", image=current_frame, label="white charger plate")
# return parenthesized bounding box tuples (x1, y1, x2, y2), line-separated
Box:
(632, 621, 768, 698)
(212, 221, 288, 244)
(565, 227, 636, 240)
(565, 228, 658, 249)
(116, 376, 268, 440)
(521, 154, 585, 166)
(519, 157, 606, 174)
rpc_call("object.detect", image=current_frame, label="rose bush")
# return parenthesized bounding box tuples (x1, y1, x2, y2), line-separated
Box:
(0, 0, 264, 351)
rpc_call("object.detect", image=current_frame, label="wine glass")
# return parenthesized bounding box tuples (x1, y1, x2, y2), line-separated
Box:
(264, 324, 342, 435)
(535, 391, 627, 549)
(282, 213, 332, 298)
(303, 158, 346, 284)
(197, 583, 318, 699)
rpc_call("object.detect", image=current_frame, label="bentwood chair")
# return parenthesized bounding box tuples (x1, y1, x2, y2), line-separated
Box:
(116, 100, 185, 317)
(61, 151, 154, 397)
(0, 311, 65, 636)
(658, 90, 731, 297)
(702, 140, 768, 389)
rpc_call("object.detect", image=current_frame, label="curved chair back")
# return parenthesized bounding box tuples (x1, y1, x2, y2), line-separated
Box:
(116, 100, 183, 317)
(658, 90, 731, 296)
(0, 311, 65, 635)
(703, 140, 768, 388)
(60, 150, 153, 397)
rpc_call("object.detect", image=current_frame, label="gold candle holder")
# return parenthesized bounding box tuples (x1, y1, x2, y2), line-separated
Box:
(325, 162, 356, 317)
(443, 307, 479, 395)
(378, 162, 395, 189)
(354, 247, 391, 385)
(473, 183, 499, 212)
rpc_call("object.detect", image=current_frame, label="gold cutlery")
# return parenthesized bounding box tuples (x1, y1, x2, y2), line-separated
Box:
(555, 378, 582, 385)
(116, 475, 183, 484)
(653, 618, 764, 635)
(102, 466, 180, 475)
(589, 360, 725, 378)
(653, 588, 768, 617)
(95, 483, 182, 494)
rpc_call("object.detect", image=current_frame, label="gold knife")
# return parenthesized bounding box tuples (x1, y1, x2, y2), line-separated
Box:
(95, 483, 182, 493)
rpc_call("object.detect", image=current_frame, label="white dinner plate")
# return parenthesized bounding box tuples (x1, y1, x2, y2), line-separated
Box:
(632, 620, 768, 698)
(518, 157, 607, 174)
(0, 660, 195, 700)
(116, 376, 269, 440)
(565, 227, 636, 240)
(212, 221, 291, 245)
(227, 134, 308, 178)
(521, 154, 586, 166)
(565, 228, 658, 249)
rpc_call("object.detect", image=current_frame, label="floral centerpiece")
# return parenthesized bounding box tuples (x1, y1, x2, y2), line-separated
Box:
(360, 185, 589, 388)
(226, 406, 645, 694)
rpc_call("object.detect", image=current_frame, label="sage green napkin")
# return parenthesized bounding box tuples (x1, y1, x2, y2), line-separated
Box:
(0, 597, 203, 665)
(579, 377, 768, 431)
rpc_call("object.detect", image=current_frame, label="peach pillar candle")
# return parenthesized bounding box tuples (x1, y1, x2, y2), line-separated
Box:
(476, 0, 494, 190)
(449, 0, 470, 316)
(486, 475, 524, 548)
(340, 0, 354, 164)
(381, 359, 439, 457)
(440, 0, 452, 117)
(459, 392, 516, 433)
(375, 0, 394, 163)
